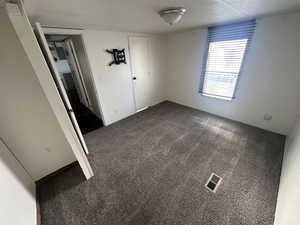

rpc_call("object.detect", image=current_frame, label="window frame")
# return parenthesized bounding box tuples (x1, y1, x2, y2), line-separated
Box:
(199, 20, 256, 101)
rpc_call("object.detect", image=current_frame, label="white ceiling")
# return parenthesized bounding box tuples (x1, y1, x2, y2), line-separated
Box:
(24, 0, 300, 33)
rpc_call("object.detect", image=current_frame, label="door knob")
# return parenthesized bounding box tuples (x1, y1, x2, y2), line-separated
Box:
(132, 77, 137, 80)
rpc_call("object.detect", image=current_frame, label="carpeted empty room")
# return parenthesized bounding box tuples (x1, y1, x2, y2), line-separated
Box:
(38, 102, 285, 225)
(4, 1, 300, 225)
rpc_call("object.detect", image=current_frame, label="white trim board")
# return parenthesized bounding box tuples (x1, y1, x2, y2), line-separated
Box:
(42, 26, 84, 35)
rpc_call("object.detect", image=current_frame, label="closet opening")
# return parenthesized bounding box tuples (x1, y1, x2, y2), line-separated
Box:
(45, 34, 103, 135)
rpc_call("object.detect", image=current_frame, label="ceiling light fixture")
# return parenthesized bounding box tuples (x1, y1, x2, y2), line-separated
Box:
(158, 7, 186, 25)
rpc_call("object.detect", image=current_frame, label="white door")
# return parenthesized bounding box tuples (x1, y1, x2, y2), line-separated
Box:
(64, 39, 91, 108)
(129, 37, 151, 111)
(35, 22, 89, 155)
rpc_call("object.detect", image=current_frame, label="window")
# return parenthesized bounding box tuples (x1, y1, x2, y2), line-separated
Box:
(200, 20, 256, 101)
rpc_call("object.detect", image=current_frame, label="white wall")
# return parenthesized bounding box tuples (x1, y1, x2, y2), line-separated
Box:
(82, 30, 166, 125)
(274, 117, 300, 224)
(0, 5, 80, 180)
(0, 138, 36, 225)
(166, 12, 300, 135)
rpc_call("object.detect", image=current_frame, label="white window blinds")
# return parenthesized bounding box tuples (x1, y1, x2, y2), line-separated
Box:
(200, 20, 256, 100)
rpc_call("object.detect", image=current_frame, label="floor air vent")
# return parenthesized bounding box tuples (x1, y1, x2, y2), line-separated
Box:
(205, 173, 222, 193)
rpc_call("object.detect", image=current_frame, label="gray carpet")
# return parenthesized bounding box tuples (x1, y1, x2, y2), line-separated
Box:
(38, 101, 285, 225)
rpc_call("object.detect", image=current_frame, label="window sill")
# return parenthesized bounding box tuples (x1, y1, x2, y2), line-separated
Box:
(200, 93, 233, 101)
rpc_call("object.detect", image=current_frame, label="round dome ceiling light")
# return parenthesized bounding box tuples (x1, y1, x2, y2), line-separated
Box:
(158, 7, 187, 25)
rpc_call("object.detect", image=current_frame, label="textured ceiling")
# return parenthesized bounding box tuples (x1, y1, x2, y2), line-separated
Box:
(24, 0, 300, 33)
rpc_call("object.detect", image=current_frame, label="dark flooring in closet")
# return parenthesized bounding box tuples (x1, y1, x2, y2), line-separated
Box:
(74, 102, 103, 134)
(68, 89, 103, 134)
(38, 101, 285, 225)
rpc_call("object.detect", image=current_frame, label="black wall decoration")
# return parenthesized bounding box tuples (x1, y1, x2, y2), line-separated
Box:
(106, 48, 127, 66)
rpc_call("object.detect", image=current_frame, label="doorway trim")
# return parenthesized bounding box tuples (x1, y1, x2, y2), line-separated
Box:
(35, 22, 90, 155)
(42, 26, 107, 126)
